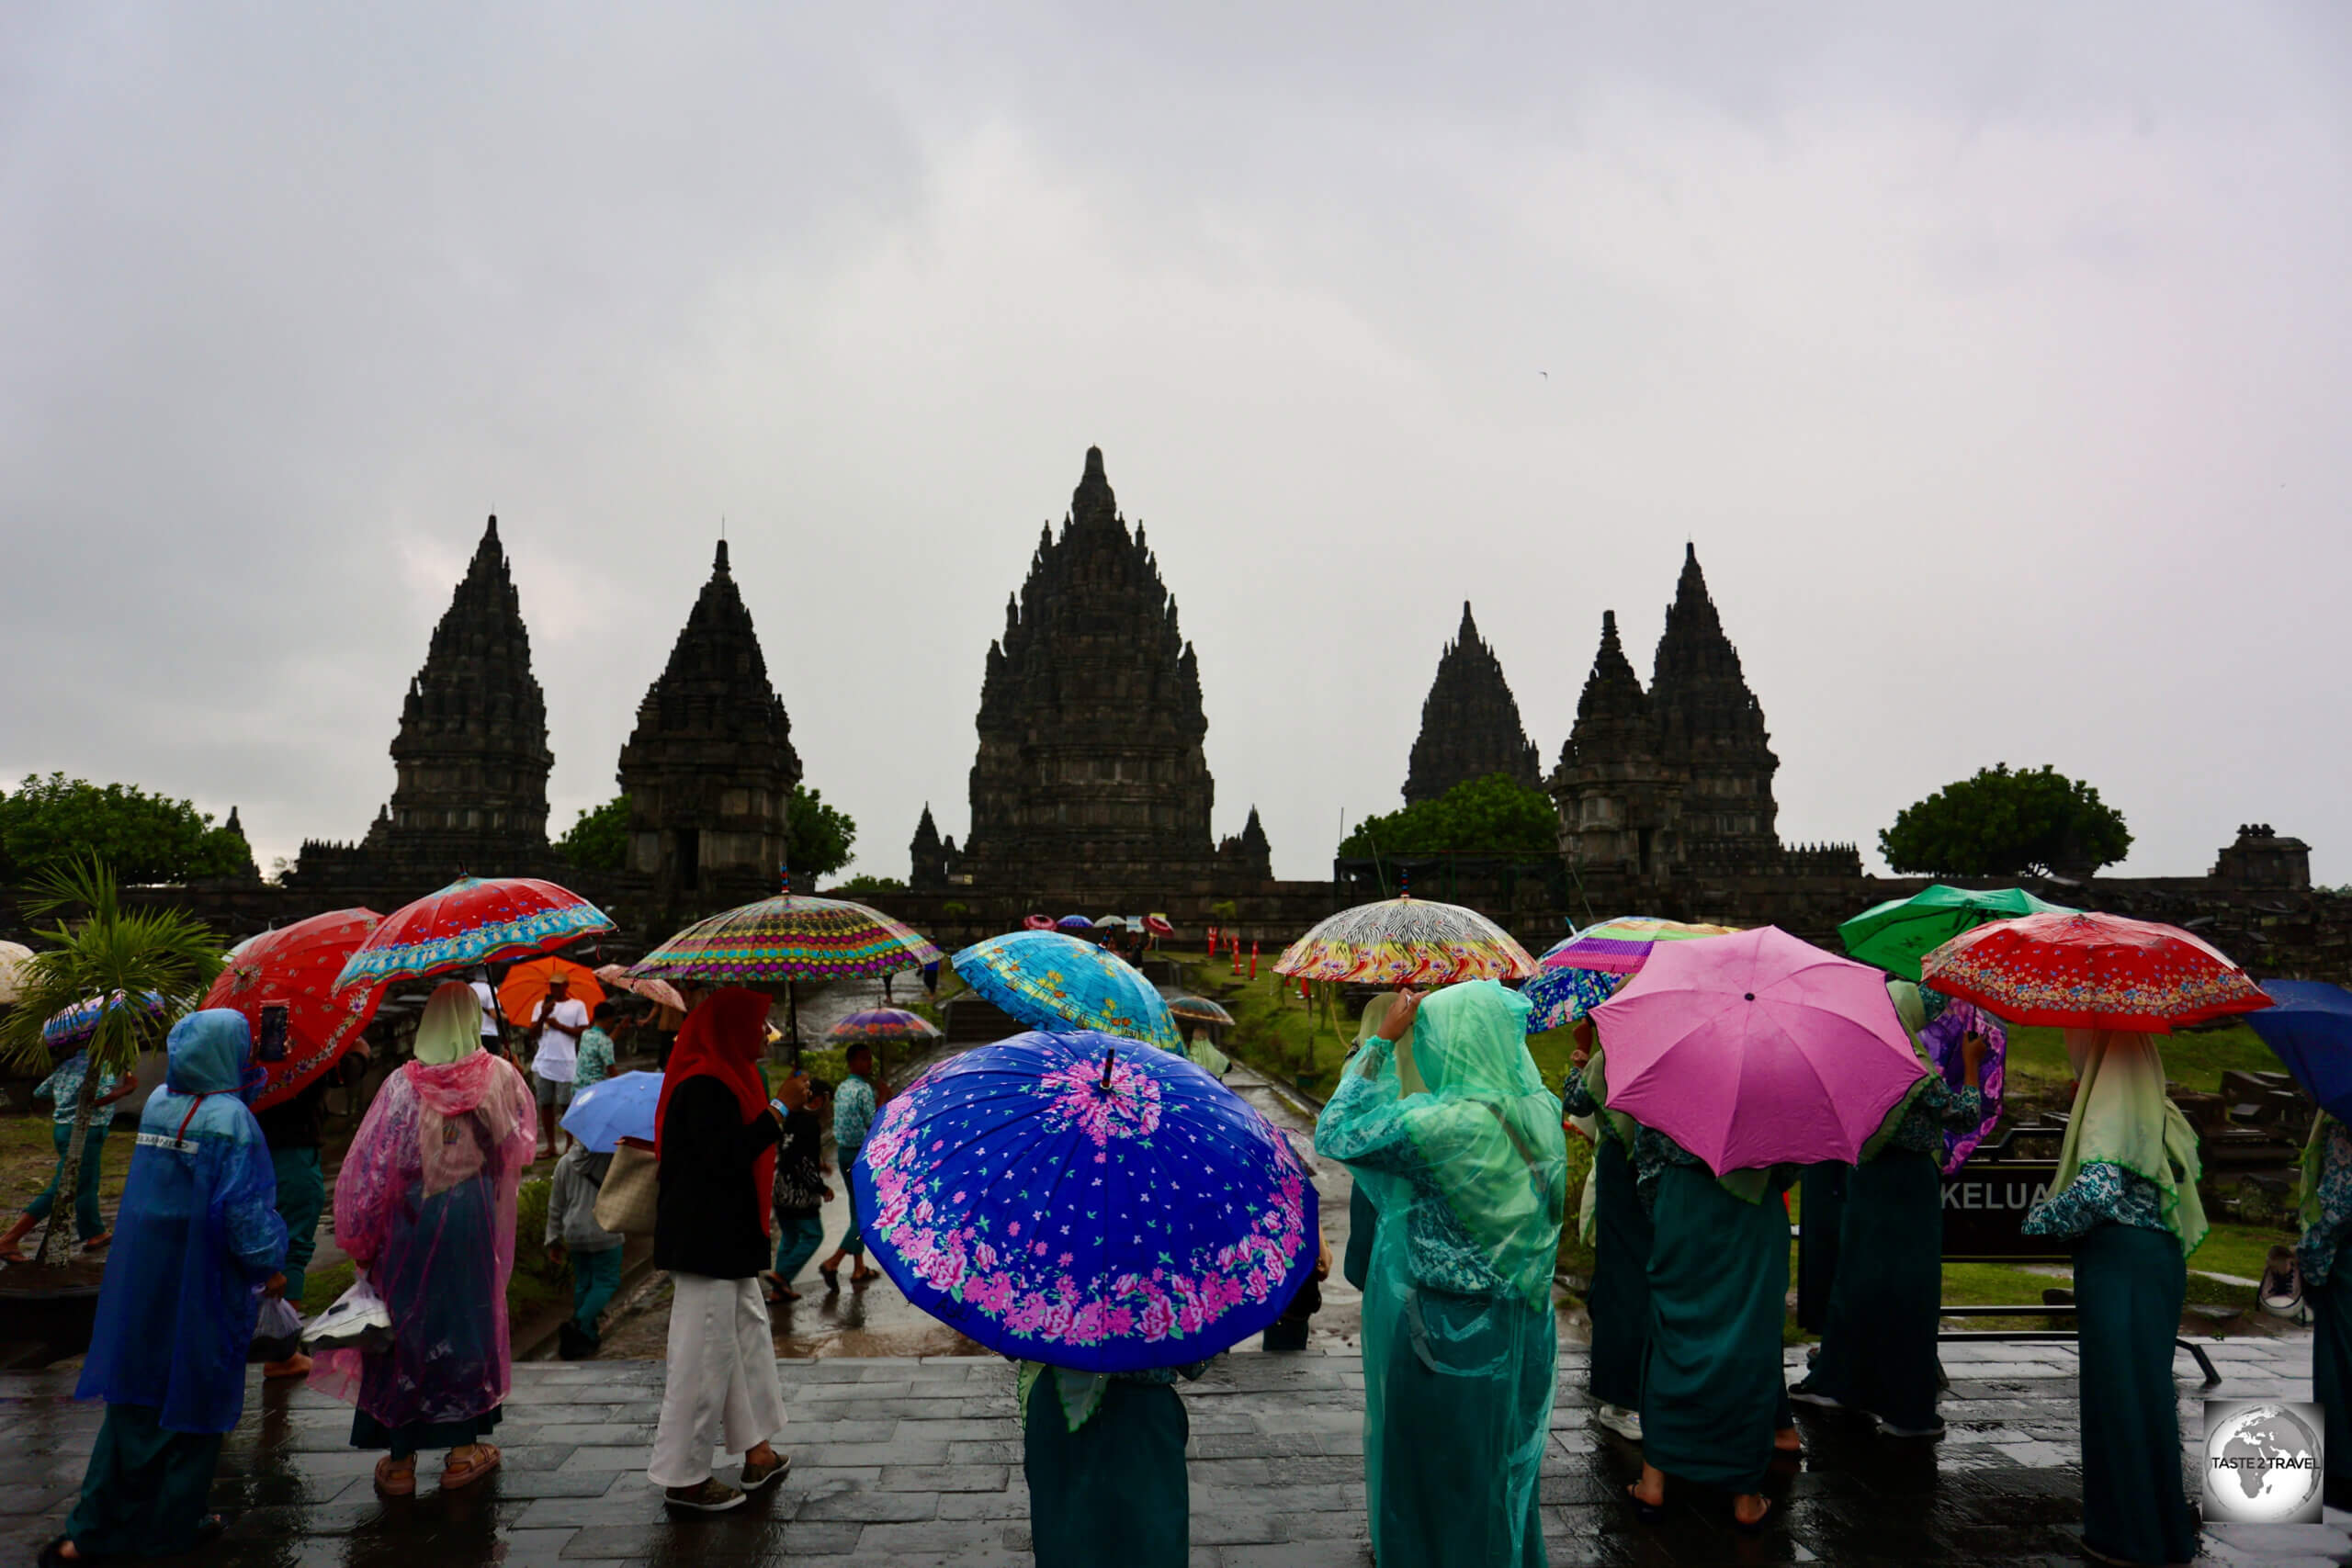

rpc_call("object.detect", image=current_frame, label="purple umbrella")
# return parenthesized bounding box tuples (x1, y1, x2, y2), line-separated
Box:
(1921, 998, 2006, 1174)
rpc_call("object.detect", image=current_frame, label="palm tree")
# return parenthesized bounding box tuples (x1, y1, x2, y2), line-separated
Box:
(0, 858, 222, 1266)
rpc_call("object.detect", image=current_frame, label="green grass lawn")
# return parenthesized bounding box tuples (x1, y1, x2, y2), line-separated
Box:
(2000, 1019, 2283, 1112)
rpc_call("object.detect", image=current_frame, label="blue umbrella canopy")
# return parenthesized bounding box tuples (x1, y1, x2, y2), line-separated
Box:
(953, 931, 1182, 1050)
(854, 1029, 1318, 1372)
(1521, 964, 1623, 1033)
(560, 1070, 663, 1153)
(1056, 915, 1095, 931)
(2245, 981, 2352, 1122)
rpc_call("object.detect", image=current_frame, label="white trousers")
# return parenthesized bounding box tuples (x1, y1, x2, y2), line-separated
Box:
(648, 1272, 786, 1488)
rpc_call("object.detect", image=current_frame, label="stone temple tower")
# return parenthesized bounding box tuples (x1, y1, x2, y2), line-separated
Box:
(1649, 544, 1779, 853)
(1549, 610, 1681, 882)
(616, 539, 801, 907)
(379, 515, 555, 876)
(957, 447, 1221, 904)
(1402, 602, 1542, 804)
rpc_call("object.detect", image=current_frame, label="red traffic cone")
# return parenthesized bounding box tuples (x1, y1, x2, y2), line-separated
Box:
(1249, 941, 1259, 981)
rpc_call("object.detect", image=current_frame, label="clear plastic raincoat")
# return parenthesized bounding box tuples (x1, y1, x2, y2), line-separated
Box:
(78, 1010, 288, 1433)
(1316, 980, 1568, 1568)
(312, 984, 537, 1427)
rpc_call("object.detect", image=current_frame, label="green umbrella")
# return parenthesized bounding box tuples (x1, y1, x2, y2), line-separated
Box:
(1838, 884, 2075, 982)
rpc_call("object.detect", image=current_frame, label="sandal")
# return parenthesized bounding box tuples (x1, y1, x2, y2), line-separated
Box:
(1623, 1483, 1664, 1526)
(79, 1232, 110, 1252)
(440, 1444, 501, 1490)
(1733, 1497, 1774, 1534)
(819, 1265, 840, 1292)
(374, 1457, 417, 1497)
(37, 1538, 78, 1567)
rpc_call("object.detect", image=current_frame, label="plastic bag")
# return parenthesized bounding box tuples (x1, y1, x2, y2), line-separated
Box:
(249, 1295, 304, 1363)
(302, 1271, 393, 1353)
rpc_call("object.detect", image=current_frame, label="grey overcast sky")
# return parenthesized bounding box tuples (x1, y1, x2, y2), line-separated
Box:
(5, 4, 2349, 887)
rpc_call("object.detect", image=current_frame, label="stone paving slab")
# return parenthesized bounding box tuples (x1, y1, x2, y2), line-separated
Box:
(0, 1339, 2346, 1564)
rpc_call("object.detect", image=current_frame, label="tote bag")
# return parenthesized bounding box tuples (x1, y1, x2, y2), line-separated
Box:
(592, 1136, 661, 1237)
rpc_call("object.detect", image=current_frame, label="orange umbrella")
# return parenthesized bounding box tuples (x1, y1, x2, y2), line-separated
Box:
(500, 956, 606, 1029)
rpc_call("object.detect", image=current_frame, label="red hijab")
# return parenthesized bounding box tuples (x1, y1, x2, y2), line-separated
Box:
(656, 987, 776, 1234)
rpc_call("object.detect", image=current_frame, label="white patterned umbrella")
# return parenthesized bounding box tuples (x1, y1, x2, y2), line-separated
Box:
(1273, 896, 1537, 987)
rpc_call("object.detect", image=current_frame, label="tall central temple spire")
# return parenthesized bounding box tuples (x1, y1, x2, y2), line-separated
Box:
(957, 447, 1225, 901)
(1402, 601, 1541, 804)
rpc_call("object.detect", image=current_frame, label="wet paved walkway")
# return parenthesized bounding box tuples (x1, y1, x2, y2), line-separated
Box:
(6, 1337, 2347, 1566)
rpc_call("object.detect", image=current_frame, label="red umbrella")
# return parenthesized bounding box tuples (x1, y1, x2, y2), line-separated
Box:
(1921, 910, 2272, 1033)
(204, 908, 386, 1110)
(1023, 914, 1056, 931)
(333, 875, 615, 990)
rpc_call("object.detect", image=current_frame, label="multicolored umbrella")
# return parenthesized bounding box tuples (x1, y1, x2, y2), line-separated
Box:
(1165, 996, 1236, 1030)
(1024, 915, 1057, 931)
(1273, 895, 1537, 987)
(0, 942, 32, 1008)
(1839, 886, 2075, 983)
(560, 1070, 662, 1154)
(1057, 915, 1095, 932)
(42, 989, 169, 1052)
(499, 956, 606, 1028)
(1921, 910, 2272, 1032)
(202, 908, 385, 1110)
(334, 876, 614, 990)
(1521, 964, 1623, 1033)
(1538, 916, 1740, 977)
(828, 1008, 944, 1045)
(628, 893, 943, 988)
(953, 931, 1183, 1050)
(1922, 1000, 2006, 1174)
(855, 1029, 1318, 1372)
(1592, 926, 1927, 1174)
(594, 964, 687, 1014)
(2244, 982, 2352, 1123)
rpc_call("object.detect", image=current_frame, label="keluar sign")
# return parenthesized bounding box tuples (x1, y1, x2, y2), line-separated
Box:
(1939, 1160, 2071, 1262)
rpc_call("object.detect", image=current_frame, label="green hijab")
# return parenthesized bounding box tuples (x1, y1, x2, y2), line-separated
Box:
(2050, 1029, 2207, 1257)
(413, 981, 485, 1066)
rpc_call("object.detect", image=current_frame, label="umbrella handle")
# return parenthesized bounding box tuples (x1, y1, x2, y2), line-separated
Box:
(1101, 1047, 1116, 1089)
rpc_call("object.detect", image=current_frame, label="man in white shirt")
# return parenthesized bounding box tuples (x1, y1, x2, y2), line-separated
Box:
(530, 971, 589, 1158)
(469, 971, 506, 1053)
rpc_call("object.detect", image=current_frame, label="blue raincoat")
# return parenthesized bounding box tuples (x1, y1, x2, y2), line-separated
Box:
(77, 1010, 288, 1433)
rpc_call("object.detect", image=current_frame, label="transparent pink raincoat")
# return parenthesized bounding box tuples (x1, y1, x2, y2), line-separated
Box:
(311, 1054, 537, 1425)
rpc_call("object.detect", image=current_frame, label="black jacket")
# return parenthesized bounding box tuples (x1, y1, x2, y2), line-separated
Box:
(653, 1076, 784, 1280)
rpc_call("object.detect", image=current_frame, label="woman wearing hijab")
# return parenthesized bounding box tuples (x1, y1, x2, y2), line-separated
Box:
(1557, 1018, 1650, 1445)
(1316, 980, 1568, 1568)
(1789, 981, 1989, 1438)
(2300, 1109, 2352, 1511)
(2022, 1030, 2205, 1566)
(48, 1011, 288, 1565)
(313, 982, 535, 1496)
(649, 987, 790, 1514)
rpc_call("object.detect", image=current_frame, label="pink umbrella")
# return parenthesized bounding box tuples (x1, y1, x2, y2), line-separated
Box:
(1591, 925, 1925, 1175)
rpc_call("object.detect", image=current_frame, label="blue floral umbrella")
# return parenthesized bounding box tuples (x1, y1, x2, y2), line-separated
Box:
(855, 1030, 1317, 1372)
(42, 989, 168, 1051)
(953, 931, 1183, 1050)
(1521, 964, 1623, 1033)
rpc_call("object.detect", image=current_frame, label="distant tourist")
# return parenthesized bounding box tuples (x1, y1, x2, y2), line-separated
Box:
(315, 983, 536, 1496)
(2300, 1105, 2352, 1510)
(254, 1042, 374, 1379)
(574, 1001, 619, 1089)
(468, 967, 505, 1054)
(817, 1044, 881, 1288)
(529, 971, 588, 1159)
(0, 1045, 137, 1261)
(2021, 1029, 2204, 1565)
(1317, 981, 1568, 1566)
(48, 1010, 288, 1563)
(649, 987, 789, 1513)
(1791, 981, 1988, 1438)
(544, 1139, 626, 1359)
(763, 1070, 831, 1304)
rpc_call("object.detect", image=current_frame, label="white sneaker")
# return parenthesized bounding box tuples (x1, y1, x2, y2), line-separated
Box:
(1873, 1416, 1946, 1439)
(1594, 1404, 1644, 1442)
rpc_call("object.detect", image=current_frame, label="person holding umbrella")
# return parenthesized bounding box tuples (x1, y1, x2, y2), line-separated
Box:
(1787, 980, 1990, 1438)
(1316, 980, 1568, 1568)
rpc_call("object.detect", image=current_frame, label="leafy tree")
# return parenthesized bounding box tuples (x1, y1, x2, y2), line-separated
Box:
(828, 874, 906, 896)
(1880, 764, 2132, 878)
(787, 786, 857, 883)
(0, 859, 223, 1266)
(1340, 773, 1559, 859)
(555, 795, 631, 872)
(0, 773, 251, 886)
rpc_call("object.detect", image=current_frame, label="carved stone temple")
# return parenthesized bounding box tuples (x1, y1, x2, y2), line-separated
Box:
(952, 447, 1255, 907)
(293, 516, 557, 892)
(616, 539, 802, 914)
(1402, 602, 1543, 804)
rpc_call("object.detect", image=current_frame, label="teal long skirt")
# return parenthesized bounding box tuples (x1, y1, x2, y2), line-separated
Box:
(2315, 1236, 2352, 1482)
(1372, 1289, 1553, 1567)
(2075, 1222, 2196, 1566)
(1795, 1162, 1848, 1332)
(1588, 1137, 1651, 1412)
(1024, 1366, 1190, 1568)
(1642, 1165, 1787, 1494)
(66, 1404, 224, 1557)
(1804, 1148, 1943, 1430)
